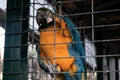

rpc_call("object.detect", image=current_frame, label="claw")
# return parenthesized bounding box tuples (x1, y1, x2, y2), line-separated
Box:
(47, 61, 60, 73)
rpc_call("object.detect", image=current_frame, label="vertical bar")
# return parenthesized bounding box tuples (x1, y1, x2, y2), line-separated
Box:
(20, 0, 30, 80)
(31, 0, 36, 78)
(118, 59, 120, 80)
(91, 0, 94, 41)
(3, 0, 30, 80)
(109, 58, 116, 80)
(96, 39, 103, 80)
(53, 1, 57, 79)
(103, 57, 108, 80)
(91, 0, 95, 79)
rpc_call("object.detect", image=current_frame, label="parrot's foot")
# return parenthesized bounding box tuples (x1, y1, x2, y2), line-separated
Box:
(47, 61, 61, 73)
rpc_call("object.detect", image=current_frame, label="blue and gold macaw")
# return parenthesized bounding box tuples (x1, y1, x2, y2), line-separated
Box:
(36, 7, 87, 80)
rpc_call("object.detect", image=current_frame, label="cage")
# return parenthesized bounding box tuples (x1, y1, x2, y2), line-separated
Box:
(2, 0, 120, 80)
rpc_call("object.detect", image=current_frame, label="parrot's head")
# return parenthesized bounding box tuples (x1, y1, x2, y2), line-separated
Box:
(36, 7, 55, 30)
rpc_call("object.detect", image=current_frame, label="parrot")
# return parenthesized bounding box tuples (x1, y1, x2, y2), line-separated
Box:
(36, 7, 87, 80)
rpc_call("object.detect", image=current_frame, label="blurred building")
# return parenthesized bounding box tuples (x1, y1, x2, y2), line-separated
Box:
(0, 26, 5, 80)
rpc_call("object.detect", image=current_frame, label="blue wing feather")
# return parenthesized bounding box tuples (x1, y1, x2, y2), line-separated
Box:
(63, 17, 85, 61)
(36, 49, 54, 77)
(63, 17, 87, 80)
(36, 49, 49, 72)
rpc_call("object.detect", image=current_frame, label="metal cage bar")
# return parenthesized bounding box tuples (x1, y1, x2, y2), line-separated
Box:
(28, 0, 120, 80)
(2, 0, 120, 80)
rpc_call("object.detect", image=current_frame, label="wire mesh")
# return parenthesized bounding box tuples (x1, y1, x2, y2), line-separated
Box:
(28, 0, 120, 80)
(2, 0, 120, 80)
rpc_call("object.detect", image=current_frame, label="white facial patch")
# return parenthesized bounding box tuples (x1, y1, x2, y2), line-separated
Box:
(46, 18, 53, 23)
